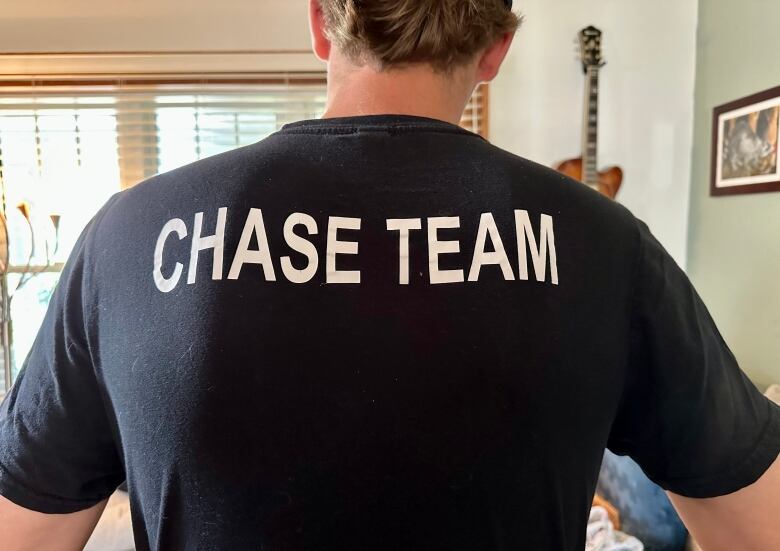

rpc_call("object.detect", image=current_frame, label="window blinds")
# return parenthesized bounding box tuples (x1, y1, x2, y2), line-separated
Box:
(0, 75, 488, 190)
(460, 83, 489, 137)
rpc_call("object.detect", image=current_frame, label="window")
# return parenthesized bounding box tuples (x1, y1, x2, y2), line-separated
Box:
(0, 74, 489, 395)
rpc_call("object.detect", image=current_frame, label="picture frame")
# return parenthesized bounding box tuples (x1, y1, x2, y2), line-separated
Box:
(711, 85, 780, 196)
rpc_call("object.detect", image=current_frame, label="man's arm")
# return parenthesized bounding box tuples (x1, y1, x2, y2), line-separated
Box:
(0, 495, 108, 551)
(668, 453, 780, 551)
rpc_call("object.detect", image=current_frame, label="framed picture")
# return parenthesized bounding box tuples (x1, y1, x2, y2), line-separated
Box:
(711, 85, 780, 196)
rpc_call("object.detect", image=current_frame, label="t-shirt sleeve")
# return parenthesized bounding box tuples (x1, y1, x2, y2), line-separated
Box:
(607, 217, 780, 498)
(0, 196, 125, 514)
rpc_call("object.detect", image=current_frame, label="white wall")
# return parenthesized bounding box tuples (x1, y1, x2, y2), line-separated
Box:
(490, 0, 699, 266)
(686, 0, 780, 388)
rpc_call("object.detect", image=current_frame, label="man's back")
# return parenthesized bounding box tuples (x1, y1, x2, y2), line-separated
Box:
(115, 115, 633, 549)
(3, 115, 777, 550)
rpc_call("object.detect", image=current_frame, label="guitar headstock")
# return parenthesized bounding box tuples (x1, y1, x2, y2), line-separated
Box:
(578, 26, 605, 72)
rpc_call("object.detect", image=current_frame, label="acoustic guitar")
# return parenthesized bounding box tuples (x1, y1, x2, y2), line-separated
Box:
(556, 26, 623, 199)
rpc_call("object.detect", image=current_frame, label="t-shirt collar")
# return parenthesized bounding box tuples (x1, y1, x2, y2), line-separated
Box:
(280, 114, 485, 140)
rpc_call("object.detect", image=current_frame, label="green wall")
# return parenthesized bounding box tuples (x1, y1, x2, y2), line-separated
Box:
(688, 0, 780, 389)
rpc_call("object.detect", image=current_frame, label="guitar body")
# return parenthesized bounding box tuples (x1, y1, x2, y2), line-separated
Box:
(555, 157, 623, 199)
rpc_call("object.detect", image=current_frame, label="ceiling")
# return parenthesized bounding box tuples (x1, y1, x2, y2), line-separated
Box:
(0, 0, 313, 53)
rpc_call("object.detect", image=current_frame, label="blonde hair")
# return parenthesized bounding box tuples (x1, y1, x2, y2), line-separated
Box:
(319, 0, 522, 72)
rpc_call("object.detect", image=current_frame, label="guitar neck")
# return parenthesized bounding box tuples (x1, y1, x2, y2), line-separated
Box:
(581, 66, 599, 186)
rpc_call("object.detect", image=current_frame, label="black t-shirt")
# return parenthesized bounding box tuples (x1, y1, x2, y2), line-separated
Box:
(1, 114, 778, 550)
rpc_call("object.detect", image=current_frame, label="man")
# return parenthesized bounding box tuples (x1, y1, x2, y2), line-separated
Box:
(0, 0, 778, 549)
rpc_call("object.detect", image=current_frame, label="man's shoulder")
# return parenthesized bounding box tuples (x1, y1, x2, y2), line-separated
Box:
(107, 132, 638, 239)
(481, 141, 637, 227)
(128, 138, 276, 196)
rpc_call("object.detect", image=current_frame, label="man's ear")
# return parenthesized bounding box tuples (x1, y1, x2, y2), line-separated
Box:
(476, 31, 515, 83)
(309, 0, 331, 62)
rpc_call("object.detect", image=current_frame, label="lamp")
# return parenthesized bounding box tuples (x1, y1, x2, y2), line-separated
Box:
(0, 179, 62, 394)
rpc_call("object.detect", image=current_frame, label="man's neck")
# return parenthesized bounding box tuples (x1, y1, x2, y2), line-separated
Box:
(322, 56, 475, 125)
